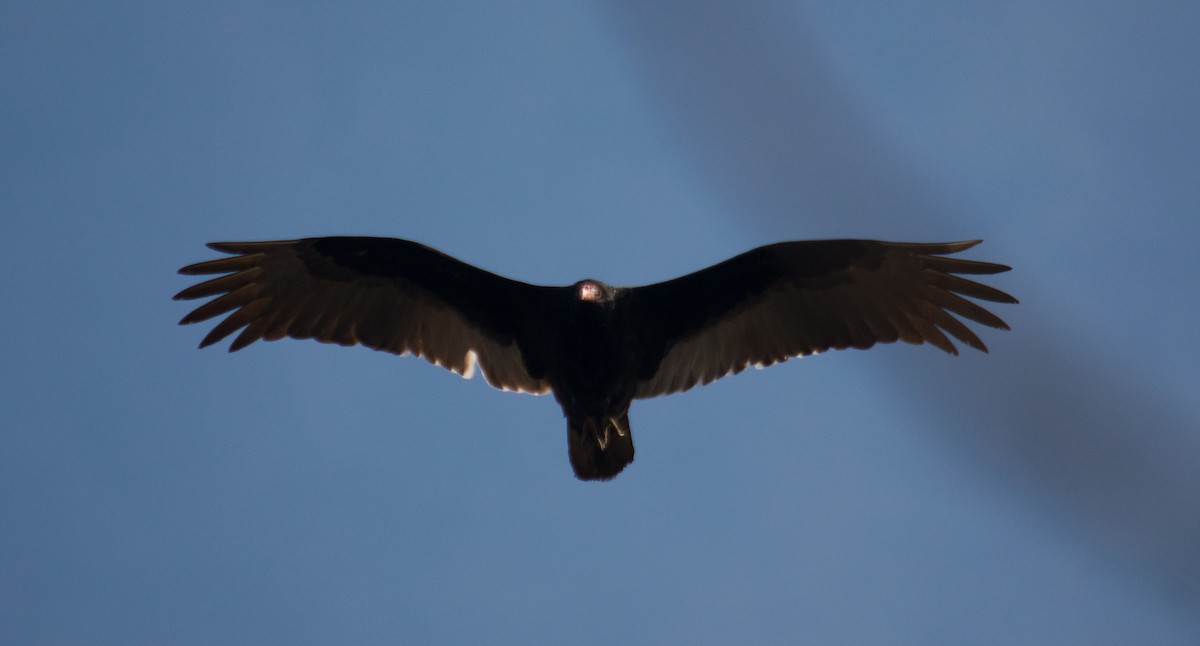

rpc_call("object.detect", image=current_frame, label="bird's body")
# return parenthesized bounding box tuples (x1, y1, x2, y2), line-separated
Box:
(540, 281, 640, 478)
(176, 237, 1016, 480)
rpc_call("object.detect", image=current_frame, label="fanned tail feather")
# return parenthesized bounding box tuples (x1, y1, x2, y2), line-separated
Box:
(567, 413, 635, 481)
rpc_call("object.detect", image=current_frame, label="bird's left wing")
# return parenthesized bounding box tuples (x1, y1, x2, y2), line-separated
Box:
(626, 240, 1016, 399)
(175, 237, 551, 394)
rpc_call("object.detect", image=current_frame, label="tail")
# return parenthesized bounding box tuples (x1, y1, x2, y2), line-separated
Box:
(567, 413, 635, 481)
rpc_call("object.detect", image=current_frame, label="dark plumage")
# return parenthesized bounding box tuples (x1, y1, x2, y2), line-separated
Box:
(175, 237, 1016, 480)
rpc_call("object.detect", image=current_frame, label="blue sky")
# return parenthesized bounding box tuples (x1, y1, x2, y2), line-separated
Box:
(3, 1, 1199, 644)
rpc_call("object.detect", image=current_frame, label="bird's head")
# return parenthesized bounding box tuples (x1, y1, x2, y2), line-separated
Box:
(573, 279, 615, 304)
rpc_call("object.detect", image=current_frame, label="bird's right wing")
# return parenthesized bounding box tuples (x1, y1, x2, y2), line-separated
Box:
(627, 240, 1016, 399)
(174, 237, 552, 394)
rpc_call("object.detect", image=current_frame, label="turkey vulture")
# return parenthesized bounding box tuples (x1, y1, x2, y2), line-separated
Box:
(175, 237, 1015, 481)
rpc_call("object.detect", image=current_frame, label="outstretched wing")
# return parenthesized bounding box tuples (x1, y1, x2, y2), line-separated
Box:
(175, 237, 551, 394)
(627, 240, 1016, 398)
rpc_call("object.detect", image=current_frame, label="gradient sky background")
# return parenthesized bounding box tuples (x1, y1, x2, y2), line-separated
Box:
(3, 1, 1199, 644)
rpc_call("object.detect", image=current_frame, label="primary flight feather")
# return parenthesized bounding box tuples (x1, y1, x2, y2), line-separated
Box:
(176, 237, 1016, 480)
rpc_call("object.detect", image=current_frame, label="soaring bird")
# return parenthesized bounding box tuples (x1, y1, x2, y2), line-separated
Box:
(175, 237, 1015, 481)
